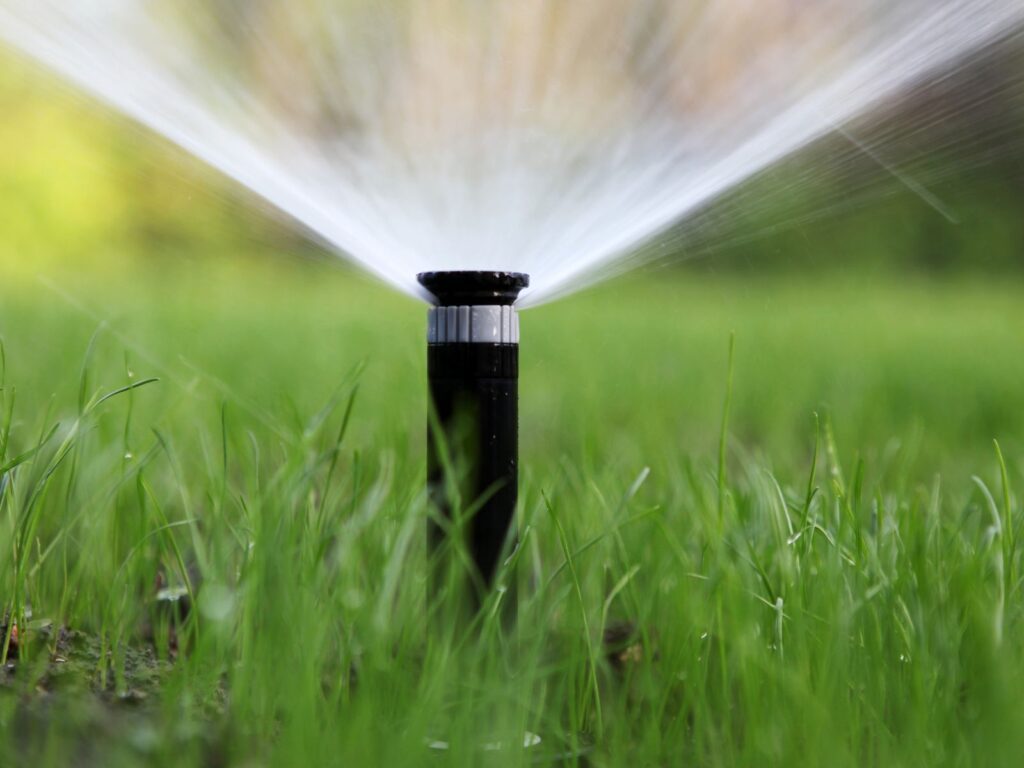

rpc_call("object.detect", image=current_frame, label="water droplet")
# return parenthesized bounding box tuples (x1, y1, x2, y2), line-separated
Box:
(199, 583, 236, 622)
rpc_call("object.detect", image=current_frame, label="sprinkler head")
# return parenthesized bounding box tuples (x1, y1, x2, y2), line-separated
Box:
(418, 271, 528, 307)
(417, 271, 528, 620)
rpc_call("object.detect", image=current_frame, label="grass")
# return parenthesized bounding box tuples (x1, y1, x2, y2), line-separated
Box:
(1, 258, 1024, 766)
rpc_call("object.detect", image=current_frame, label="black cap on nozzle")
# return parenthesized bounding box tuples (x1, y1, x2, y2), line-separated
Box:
(418, 271, 529, 306)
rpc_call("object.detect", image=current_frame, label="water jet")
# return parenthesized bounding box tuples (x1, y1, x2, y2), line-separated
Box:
(3, 2, 1021, 308)
(418, 271, 528, 614)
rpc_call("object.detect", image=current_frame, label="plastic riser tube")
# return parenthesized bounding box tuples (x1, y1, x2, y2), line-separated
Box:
(418, 272, 528, 619)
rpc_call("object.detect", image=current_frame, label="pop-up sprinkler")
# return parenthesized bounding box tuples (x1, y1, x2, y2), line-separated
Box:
(417, 271, 528, 615)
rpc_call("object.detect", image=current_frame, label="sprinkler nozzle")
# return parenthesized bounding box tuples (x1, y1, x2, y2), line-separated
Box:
(418, 270, 528, 307)
(418, 271, 528, 618)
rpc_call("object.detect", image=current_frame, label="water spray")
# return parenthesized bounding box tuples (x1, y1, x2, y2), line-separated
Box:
(418, 271, 528, 613)
(5, 2, 1021, 310)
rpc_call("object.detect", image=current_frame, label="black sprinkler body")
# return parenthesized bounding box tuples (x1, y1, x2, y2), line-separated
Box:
(418, 271, 528, 613)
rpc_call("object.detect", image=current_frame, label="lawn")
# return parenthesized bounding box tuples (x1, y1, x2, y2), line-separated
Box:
(2, 258, 1023, 766)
